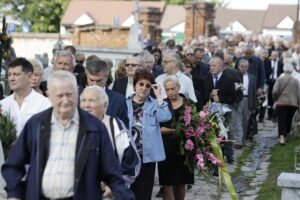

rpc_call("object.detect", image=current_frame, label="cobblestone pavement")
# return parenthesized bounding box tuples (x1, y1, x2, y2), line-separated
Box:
(152, 120, 278, 200)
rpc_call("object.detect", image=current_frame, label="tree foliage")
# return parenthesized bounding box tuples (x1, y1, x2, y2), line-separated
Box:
(0, 0, 70, 32)
(164, 0, 228, 7)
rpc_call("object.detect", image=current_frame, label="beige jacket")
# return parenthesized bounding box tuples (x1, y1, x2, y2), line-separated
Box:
(273, 74, 300, 109)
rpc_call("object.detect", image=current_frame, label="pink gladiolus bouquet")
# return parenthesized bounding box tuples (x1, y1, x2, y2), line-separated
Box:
(173, 103, 228, 174)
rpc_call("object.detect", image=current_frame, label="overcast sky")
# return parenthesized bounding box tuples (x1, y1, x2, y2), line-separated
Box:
(224, 0, 298, 10)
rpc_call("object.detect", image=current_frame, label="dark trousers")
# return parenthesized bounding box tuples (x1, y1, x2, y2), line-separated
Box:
(130, 162, 156, 200)
(268, 81, 276, 119)
(276, 106, 297, 137)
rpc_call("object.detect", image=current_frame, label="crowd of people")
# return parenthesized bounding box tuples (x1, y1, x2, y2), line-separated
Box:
(0, 32, 299, 200)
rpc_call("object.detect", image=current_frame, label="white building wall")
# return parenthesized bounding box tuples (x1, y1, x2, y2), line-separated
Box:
(11, 33, 72, 64)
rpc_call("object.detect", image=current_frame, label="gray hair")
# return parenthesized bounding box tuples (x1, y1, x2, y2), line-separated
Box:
(127, 56, 145, 68)
(48, 70, 77, 92)
(29, 59, 43, 75)
(238, 59, 249, 67)
(81, 86, 109, 108)
(163, 75, 180, 87)
(86, 59, 109, 77)
(143, 53, 155, 63)
(210, 56, 223, 67)
(224, 54, 233, 62)
(54, 50, 76, 66)
(283, 63, 294, 73)
(163, 51, 184, 70)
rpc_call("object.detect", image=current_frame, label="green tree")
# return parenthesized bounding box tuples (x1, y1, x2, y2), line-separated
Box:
(164, 0, 228, 7)
(0, 0, 70, 32)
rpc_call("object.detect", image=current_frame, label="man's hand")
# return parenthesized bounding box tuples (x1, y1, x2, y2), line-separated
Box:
(256, 88, 263, 96)
(212, 95, 220, 103)
(103, 185, 113, 198)
(210, 89, 218, 98)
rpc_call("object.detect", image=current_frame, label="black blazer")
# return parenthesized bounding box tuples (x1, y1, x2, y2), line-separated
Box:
(105, 88, 129, 128)
(247, 74, 257, 110)
(265, 59, 283, 84)
(111, 77, 128, 97)
(200, 72, 236, 106)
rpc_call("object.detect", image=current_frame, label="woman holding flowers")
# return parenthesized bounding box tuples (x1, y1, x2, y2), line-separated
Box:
(158, 75, 194, 200)
(127, 69, 172, 200)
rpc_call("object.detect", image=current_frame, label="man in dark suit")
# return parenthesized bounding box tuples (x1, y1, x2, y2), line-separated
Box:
(235, 46, 265, 95)
(266, 51, 283, 121)
(110, 56, 143, 98)
(201, 57, 236, 106)
(2, 70, 134, 200)
(86, 59, 129, 127)
(200, 57, 236, 163)
(233, 59, 257, 148)
(192, 48, 210, 110)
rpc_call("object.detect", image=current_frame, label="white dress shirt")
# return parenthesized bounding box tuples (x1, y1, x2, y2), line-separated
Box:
(42, 109, 79, 198)
(243, 73, 249, 96)
(155, 71, 197, 102)
(0, 89, 52, 136)
(271, 59, 279, 80)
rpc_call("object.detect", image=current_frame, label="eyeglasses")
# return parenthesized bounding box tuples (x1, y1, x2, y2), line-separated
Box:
(76, 60, 84, 64)
(138, 82, 151, 88)
(186, 53, 193, 56)
(162, 60, 174, 64)
(125, 63, 141, 67)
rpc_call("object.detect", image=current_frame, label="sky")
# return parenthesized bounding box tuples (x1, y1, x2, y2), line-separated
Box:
(223, 0, 298, 10)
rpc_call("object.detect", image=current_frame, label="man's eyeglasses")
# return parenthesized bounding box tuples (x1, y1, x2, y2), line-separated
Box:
(138, 82, 151, 88)
(125, 63, 141, 67)
(76, 60, 84, 64)
(186, 53, 193, 56)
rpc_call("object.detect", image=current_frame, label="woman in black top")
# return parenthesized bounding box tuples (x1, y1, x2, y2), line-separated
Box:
(158, 75, 194, 200)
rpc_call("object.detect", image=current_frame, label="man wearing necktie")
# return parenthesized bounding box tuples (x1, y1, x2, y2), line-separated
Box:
(199, 57, 236, 163)
(267, 51, 283, 121)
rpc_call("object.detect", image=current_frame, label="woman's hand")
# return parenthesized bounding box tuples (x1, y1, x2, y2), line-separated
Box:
(152, 84, 163, 104)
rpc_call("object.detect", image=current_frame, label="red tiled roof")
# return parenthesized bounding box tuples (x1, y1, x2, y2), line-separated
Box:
(61, 0, 166, 26)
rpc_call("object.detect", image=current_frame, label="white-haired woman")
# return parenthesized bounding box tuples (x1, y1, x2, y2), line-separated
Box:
(80, 86, 140, 199)
(158, 75, 194, 200)
(273, 63, 300, 145)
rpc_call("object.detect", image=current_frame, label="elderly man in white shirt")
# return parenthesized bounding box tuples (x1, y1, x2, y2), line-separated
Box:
(0, 58, 51, 137)
(155, 51, 197, 102)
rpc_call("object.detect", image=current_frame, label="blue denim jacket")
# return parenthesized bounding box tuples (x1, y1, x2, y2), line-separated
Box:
(127, 96, 172, 163)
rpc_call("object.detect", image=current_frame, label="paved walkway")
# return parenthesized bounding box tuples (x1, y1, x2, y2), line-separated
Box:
(152, 120, 278, 200)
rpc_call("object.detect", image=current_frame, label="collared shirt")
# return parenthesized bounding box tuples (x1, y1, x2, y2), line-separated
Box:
(126, 79, 135, 98)
(243, 73, 249, 96)
(0, 89, 52, 136)
(155, 71, 197, 102)
(212, 72, 223, 87)
(271, 59, 278, 80)
(42, 109, 79, 199)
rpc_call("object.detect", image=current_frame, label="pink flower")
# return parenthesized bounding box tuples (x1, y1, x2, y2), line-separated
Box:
(196, 136, 205, 144)
(199, 111, 209, 118)
(195, 153, 206, 171)
(206, 152, 224, 167)
(196, 126, 205, 136)
(184, 106, 192, 125)
(185, 139, 194, 150)
(203, 105, 208, 112)
(216, 136, 224, 143)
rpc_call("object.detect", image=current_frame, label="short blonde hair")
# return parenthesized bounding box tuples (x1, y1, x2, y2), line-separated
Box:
(29, 59, 43, 75)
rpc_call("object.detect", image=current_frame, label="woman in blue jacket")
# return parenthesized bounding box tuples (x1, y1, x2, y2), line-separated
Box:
(127, 69, 172, 200)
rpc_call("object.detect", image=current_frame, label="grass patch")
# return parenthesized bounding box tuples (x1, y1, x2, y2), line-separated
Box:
(230, 141, 256, 178)
(256, 135, 300, 200)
